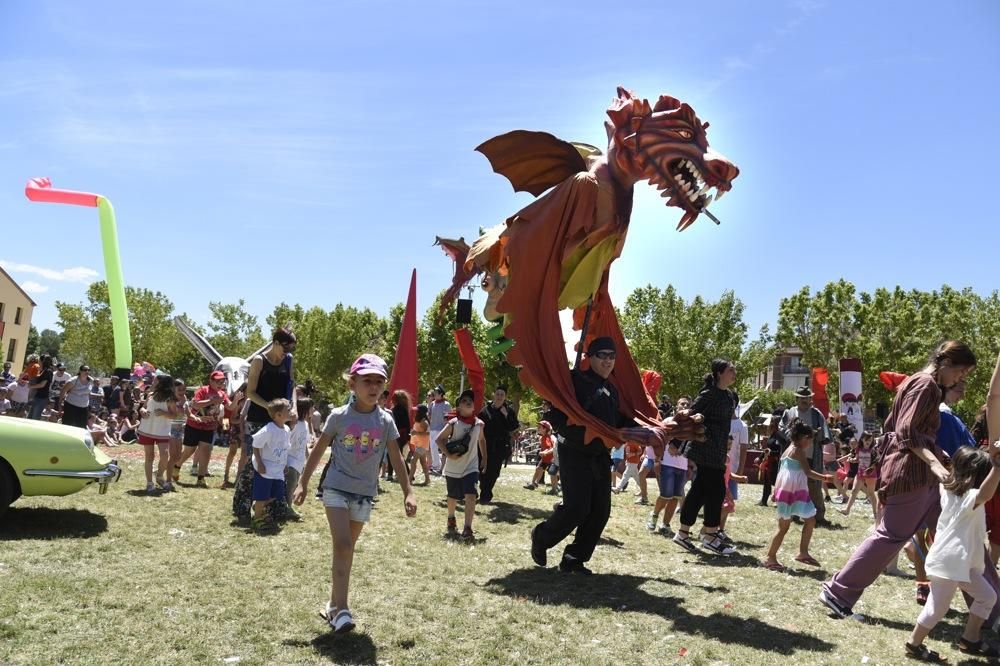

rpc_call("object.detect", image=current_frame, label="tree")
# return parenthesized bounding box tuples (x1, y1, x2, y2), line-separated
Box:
(22, 325, 39, 363)
(618, 285, 774, 400)
(206, 300, 266, 358)
(38, 329, 63, 358)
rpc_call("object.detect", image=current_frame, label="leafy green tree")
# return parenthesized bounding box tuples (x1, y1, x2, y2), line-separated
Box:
(618, 285, 774, 400)
(206, 300, 267, 359)
(38, 329, 63, 358)
(22, 325, 39, 363)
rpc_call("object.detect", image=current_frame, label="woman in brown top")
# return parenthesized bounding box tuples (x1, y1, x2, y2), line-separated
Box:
(820, 341, 1000, 621)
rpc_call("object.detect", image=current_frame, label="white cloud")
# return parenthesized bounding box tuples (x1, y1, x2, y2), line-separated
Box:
(0, 260, 99, 283)
(21, 281, 50, 294)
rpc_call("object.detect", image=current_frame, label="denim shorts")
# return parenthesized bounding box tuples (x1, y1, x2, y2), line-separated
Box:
(641, 458, 656, 473)
(322, 487, 373, 523)
(728, 478, 739, 501)
(658, 466, 687, 499)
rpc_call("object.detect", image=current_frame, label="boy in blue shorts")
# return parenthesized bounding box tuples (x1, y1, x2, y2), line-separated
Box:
(251, 398, 292, 532)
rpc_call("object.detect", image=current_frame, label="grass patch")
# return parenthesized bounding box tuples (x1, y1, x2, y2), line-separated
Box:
(0, 446, 983, 664)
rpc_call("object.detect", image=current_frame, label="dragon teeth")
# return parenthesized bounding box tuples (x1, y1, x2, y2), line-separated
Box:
(715, 189, 726, 201)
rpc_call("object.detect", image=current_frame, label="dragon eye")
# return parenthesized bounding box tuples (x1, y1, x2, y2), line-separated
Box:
(676, 129, 693, 140)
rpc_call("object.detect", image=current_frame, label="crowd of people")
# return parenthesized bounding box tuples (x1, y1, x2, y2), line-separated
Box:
(11, 333, 1000, 659)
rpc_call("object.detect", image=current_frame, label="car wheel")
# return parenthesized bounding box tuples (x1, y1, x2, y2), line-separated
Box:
(0, 460, 18, 519)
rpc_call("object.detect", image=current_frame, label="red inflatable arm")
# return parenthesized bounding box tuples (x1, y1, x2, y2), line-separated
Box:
(25, 177, 99, 207)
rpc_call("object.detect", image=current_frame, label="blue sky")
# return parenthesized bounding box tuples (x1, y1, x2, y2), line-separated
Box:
(1, 1, 998, 351)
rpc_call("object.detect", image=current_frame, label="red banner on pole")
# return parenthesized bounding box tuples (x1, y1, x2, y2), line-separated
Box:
(453, 327, 485, 414)
(387, 269, 419, 407)
(811, 367, 830, 418)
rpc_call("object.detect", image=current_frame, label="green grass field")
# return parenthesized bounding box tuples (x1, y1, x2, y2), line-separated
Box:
(0, 446, 987, 665)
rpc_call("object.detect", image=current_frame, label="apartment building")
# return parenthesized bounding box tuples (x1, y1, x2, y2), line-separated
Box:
(0, 266, 36, 376)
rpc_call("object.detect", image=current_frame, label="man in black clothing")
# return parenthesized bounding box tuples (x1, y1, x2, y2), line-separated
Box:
(530, 336, 630, 575)
(478, 384, 520, 504)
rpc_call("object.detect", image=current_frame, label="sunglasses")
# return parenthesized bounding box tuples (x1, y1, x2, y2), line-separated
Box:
(592, 351, 616, 361)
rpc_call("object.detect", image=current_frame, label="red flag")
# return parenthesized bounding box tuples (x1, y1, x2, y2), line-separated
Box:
(879, 371, 908, 393)
(454, 327, 486, 414)
(641, 370, 662, 403)
(811, 367, 830, 417)
(387, 269, 419, 408)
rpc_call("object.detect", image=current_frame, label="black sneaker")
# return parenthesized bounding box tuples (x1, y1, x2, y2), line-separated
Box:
(701, 534, 736, 556)
(558, 558, 593, 575)
(530, 525, 547, 567)
(715, 529, 735, 546)
(818, 588, 854, 619)
(672, 531, 699, 553)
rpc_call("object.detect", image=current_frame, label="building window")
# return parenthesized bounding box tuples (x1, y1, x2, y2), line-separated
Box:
(14, 307, 22, 325)
(5, 338, 15, 363)
(0, 302, 4, 320)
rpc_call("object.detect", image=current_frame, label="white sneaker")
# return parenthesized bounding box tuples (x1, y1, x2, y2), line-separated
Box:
(646, 512, 657, 531)
(331, 609, 355, 634)
(701, 534, 736, 556)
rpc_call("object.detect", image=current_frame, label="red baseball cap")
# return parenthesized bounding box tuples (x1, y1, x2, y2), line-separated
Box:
(210, 370, 226, 381)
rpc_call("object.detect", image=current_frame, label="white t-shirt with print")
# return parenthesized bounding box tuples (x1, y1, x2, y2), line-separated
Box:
(728, 417, 749, 473)
(442, 417, 483, 478)
(252, 421, 291, 481)
(287, 420, 310, 473)
(925, 487, 987, 582)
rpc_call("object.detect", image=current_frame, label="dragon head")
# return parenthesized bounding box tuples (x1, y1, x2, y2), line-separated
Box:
(606, 87, 739, 230)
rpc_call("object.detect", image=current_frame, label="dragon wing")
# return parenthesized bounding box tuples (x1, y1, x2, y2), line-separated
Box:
(433, 236, 483, 316)
(476, 131, 597, 197)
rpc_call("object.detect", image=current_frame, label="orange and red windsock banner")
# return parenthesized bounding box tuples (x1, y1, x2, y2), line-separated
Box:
(387, 269, 419, 408)
(453, 327, 485, 414)
(811, 367, 830, 417)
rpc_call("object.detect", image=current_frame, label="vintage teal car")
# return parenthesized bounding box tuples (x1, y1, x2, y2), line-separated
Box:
(0, 415, 121, 517)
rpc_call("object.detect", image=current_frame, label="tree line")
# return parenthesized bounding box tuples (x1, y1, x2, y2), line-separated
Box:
(51, 279, 999, 424)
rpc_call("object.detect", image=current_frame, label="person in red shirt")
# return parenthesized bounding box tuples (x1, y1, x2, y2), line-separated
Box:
(524, 421, 556, 491)
(176, 370, 231, 487)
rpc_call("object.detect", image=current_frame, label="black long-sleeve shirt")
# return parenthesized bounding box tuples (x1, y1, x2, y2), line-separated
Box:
(479, 401, 519, 448)
(546, 368, 633, 457)
(684, 384, 737, 469)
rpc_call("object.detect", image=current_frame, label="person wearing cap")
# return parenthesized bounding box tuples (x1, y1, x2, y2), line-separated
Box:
(59, 365, 94, 428)
(530, 336, 636, 575)
(181, 369, 232, 487)
(780, 386, 833, 526)
(232, 327, 297, 521)
(478, 383, 520, 504)
(1, 361, 14, 385)
(294, 353, 416, 634)
(48, 362, 72, 420)
(428, 385, 451, 475)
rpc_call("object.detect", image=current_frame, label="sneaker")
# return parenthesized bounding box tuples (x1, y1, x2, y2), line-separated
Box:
(657, 524, 674, 537)
(195, 478, 208, 489)
(523, 482, 537, 490)
(189, 465, 198, 476)
(163, 481, 175, 493)
(818, 588, 857, 619)
(646, 512, 657, 531)
(331, 609, 355, 634)
(701, 534, 736, 556)
(447, 516, 457, 535)
(715, 529, 735, 546)
(530, 525, 547, 567)
(145, 482, 156, 495)
(282, 508, 303, 522)
(461, 526, 474, 543)
(672, 531, 699, 553)
(634, 497, 649, 506)
(558, 558, 593, 575)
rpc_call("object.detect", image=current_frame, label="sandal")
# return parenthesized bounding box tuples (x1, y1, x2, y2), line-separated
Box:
(958, 636, 1000, 657)
(794, 554, 821, 567)
(330, 609, 355, 634)
(904, 642, 947, 662)
(761, 560, 786, 573)
(916, 582, 930, 606)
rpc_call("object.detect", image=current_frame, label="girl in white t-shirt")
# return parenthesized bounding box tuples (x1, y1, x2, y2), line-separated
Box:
(137, 375, 178, 494)
(906, 444, 1000, 662)
(436, 389, 487, 542)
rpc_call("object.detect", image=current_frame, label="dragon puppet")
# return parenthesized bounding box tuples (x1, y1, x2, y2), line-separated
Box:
(438, 87, 739, 449)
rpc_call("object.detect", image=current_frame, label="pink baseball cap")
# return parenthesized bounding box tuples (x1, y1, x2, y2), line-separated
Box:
(350, 354, 388, 378)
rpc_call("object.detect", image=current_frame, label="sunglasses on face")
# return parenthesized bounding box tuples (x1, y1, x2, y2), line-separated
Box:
(593, 351, 616, 361)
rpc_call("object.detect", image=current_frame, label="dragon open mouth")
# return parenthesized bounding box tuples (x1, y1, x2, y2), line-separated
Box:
(666, 158, 714, 211)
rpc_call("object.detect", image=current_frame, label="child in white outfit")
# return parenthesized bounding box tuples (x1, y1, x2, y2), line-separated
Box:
(906, 444, 1000, 661)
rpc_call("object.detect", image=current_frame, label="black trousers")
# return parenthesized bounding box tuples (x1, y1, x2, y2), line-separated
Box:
(62, 402, 89, 428)
(534, 444, 611, 563)
(479, 441, 506, 502)
(679, 465, 725, 529)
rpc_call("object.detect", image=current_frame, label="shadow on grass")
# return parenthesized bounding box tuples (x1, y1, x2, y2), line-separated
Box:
(0, 506, 107, 540)
(484, 568, 835, 655)
(484, 501, 551, 525)
(283, 631, 378, 665)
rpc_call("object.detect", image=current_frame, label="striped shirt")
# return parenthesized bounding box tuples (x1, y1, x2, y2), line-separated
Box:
(877, 372, 944, 500)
